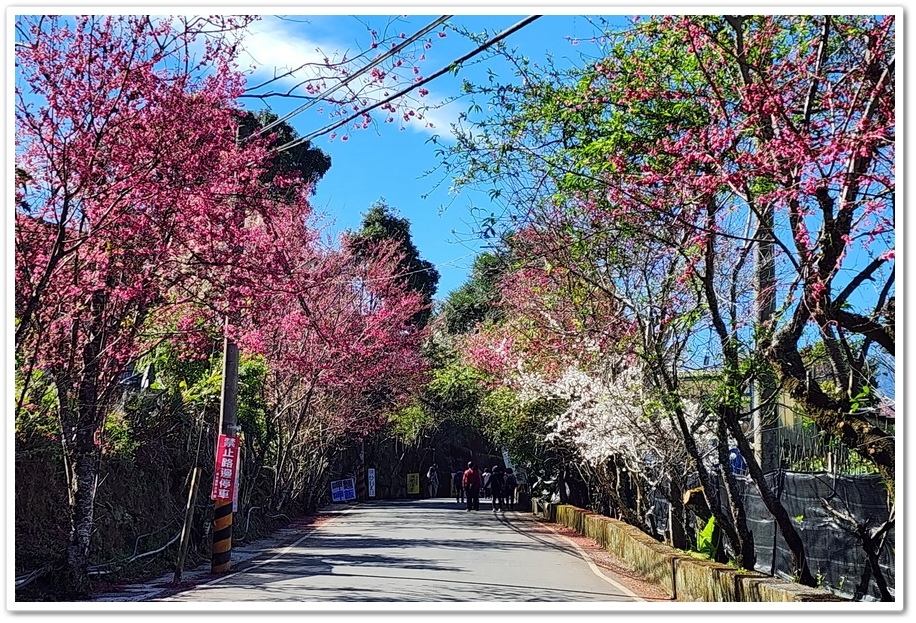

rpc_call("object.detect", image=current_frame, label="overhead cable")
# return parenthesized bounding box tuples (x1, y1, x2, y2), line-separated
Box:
(249, 15, 452, 140)
(274, 15, 543, 153)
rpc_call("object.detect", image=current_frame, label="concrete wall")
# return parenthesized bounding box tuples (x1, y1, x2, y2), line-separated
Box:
(533, 499, 846, 602)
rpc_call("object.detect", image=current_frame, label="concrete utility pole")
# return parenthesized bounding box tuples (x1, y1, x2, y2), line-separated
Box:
(212, 124, 243, 573)
(753, 204, 779, 473)
(211, 320, 239, 573)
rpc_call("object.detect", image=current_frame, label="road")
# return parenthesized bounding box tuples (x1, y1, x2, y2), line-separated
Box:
(154, 498, 645, 603)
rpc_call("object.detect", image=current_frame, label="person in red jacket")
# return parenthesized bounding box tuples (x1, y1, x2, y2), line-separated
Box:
(462, 461, 483, 511)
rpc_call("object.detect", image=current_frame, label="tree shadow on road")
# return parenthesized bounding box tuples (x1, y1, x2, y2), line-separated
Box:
(153, 500, 631, 603)
(166, 554, 629, 603)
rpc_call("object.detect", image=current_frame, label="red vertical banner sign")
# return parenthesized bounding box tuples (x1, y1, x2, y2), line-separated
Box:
(210, 434, 239, 503)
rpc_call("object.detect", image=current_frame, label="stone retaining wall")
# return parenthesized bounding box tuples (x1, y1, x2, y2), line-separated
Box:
(533, 499, 846, 602)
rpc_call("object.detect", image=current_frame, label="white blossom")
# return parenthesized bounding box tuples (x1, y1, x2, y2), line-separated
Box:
(515, 362, 715, 475)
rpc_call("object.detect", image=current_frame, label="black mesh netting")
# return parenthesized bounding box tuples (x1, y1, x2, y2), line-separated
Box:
(650, 471, 894, 601)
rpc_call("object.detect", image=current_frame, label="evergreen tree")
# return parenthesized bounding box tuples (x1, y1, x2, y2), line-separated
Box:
(238, 109, 332, 195)
(347, 201, 439, 328)
(439, 250, 507, 334)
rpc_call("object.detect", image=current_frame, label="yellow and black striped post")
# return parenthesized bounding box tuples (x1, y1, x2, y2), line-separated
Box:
(211, 498, 233, 572)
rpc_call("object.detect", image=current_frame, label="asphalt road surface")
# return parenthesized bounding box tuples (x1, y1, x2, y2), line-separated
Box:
(155, 498, 645, 603)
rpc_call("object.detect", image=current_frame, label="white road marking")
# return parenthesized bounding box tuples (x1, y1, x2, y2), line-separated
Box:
(198, 504, 642, 602)
(201, 507, 355, 587)
(536, 521, 644, 600)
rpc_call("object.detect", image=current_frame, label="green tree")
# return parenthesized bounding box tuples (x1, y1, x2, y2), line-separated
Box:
(238, 110, 332, 195)
(346, 201, 440, 328)
(439, 250, 508, 334)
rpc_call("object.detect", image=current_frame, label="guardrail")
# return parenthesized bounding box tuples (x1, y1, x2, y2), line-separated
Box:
(530, 498, 846, 602)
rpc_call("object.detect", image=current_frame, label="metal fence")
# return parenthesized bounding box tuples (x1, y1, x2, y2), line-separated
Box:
(773, 402, 893, 476)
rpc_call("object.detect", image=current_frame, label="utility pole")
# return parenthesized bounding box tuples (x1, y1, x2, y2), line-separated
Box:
(211, 322, 239, 573)
(753, 204, 779, 473)
(211, 124, 243, 574)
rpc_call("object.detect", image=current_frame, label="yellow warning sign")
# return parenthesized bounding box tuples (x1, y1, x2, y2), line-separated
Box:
(407, 472, 420, 494)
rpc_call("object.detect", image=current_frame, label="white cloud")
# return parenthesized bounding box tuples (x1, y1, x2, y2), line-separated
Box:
(240, 17, 335, 89)
(239, 16, 462, 139)
(406, 96, 463, 139)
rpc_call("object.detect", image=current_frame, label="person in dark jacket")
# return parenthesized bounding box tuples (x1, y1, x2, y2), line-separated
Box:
(504, 468, 518, 510)
(453, 470, 464, 504)
(489, 465, 506, 512)
(462, 461, 483, 511)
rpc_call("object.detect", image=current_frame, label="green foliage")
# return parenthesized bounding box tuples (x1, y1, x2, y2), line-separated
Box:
(145, 340, 217, 397)
(426, 355, 488, 421)
(14, 367, 60, 444)
(237, 355, 270, 444)
(144, 342, 271, 440)
(100, 409, 139, 457)
(172, 362, 223, 408)
(850, 385, 871, 413)
(439, 250, 508, 334)
(238, 109, 332, 192)
(697, 516, 718, 560)
(389, 404, 435, 444)
(478, 387, 565, 469)
(347, 201, 440, 327)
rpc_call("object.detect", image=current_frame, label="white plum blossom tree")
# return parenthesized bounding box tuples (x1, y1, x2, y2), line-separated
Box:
(512, 361, 718, 528)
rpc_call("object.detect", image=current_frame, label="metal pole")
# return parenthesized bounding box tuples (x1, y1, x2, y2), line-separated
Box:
(173, 467, 201, 584)
(211, 321, 239, 573)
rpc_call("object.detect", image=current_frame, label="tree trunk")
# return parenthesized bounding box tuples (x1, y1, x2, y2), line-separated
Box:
(64, 442, 99, 597)
(603, 457, 644, 527)
(669, 404, 743, 562)
(55, 288, 110, 597)
(716, 419, 756, 569)
(55, 375, 103, 598)
(723, 410, 816, 586)
(668, 477, 687, 549)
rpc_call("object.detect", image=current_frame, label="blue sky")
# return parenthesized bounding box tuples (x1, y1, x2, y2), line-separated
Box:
(227, 11, 894, 399)
(236, 13, 619, 298)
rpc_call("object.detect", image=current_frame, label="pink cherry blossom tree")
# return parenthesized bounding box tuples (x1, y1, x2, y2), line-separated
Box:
(14, 14, 435, 594)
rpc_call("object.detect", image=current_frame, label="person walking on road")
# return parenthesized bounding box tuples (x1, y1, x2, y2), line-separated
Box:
(462, 462, 483, 511)
(489, 465, 506, 512)
(481, 467, 492, 499)
(427, 464, 440, 498)
(504, 468, 518, 510)
(453, 470, 464, 504)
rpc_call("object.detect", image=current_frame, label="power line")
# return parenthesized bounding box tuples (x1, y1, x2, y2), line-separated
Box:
(275, 15, 543, 153)
(249, 15, 452, 141)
